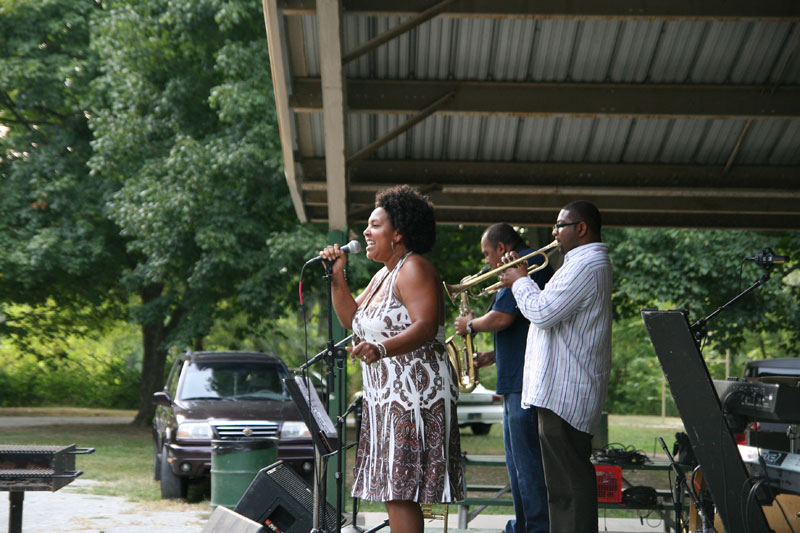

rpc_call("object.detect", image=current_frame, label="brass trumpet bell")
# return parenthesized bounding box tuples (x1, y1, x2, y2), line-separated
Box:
(443, 240, 558, 304)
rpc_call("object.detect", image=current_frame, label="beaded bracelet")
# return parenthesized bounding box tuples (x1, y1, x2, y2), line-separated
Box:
(374, 341, 387, 359)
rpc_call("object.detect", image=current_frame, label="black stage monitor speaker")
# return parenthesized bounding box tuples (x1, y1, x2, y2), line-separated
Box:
(234, 460, 341, 533)
(202, 505, 266, 533)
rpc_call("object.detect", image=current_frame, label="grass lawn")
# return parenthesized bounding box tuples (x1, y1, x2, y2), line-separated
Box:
(0, 407, 137, 418)
(0, 408, 686, 520)
(607, 414, 685, 456)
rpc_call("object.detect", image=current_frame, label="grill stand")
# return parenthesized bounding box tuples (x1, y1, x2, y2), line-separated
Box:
(0, 445, 94, 533)
(9, 491, 23, 533)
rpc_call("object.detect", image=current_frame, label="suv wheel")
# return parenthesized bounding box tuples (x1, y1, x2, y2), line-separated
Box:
(160, 445, 188, 499)
(470, 423, 492, 435)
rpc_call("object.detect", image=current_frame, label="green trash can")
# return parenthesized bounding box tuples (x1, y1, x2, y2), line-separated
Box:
(210, 438, 278, 509)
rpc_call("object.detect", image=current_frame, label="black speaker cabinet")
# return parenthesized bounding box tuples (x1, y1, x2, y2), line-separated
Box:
(234, 460, 340, 533)
(202, 506, 265, 533)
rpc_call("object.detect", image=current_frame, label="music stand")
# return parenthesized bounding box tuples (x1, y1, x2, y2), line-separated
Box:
(285, 376, 339, 454)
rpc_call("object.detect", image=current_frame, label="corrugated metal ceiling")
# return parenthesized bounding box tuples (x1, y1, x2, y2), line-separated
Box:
(264, 2, 800, 230)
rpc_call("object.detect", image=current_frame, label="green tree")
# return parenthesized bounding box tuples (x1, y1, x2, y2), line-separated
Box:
(0, 0, 127, 348)
(89, 0, 326, 424)
(604, 227, 799, 415)
(607, 228, 799, 351)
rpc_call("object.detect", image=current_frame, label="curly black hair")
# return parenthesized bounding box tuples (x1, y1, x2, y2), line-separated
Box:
(374, 185, 436, 254)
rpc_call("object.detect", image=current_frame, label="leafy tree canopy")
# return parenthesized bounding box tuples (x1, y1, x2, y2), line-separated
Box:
(606, 227, 799, 353)
(89, 0, 310, 349)
(0, 0, 126, 345)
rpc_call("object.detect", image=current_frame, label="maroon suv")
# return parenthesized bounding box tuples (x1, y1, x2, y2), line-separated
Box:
(152, 351, 315, 498)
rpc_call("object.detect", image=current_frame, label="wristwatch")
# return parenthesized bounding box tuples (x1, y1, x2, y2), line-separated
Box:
(466, 320, 475, 335)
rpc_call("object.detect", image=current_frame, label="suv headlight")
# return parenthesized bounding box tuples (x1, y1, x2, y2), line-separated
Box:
(176, 421, 213, 440)
(280, 421, 311, 438)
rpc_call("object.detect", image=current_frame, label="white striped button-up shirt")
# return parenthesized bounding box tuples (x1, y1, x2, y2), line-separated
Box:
(510, 242, 613, 434)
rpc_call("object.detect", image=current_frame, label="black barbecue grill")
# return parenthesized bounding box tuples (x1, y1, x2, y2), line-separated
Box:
(0, 444, 94, 533)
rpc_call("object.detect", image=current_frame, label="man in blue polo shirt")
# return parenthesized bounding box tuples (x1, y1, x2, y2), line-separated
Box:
(455, 223, 554, 533)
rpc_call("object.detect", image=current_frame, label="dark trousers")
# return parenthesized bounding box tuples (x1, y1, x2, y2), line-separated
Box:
(537, 407, 597, 533)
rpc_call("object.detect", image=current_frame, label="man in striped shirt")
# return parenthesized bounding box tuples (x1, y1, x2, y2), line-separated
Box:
(499, 201, 612, 533)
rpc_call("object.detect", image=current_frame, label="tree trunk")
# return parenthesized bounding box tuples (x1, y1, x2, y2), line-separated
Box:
(132, 284, 170, 427)
(132, 319, 170, 426)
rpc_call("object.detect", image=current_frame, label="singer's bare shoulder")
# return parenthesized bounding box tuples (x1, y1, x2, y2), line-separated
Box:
(396, 253, 441, 287)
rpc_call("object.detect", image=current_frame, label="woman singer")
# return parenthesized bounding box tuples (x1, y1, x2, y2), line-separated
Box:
(318, 185, 465, 533)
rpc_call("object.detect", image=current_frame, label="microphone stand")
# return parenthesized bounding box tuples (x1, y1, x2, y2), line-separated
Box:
(339, 395, 364, 533)
(313, 260, 348, 533)
(658, 437, 716, 533)
(690, 266, 773, 345)
(299, 334, 353, 373)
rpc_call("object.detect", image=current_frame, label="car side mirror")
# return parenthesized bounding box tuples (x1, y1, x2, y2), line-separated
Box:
(152, 391, 172, 407)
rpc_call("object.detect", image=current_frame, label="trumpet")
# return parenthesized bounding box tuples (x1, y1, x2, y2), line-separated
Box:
(443, 240, 559, 393)
(444, 240, 559, 304)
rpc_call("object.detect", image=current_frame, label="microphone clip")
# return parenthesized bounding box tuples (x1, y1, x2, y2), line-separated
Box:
(746, 248, 789, 272)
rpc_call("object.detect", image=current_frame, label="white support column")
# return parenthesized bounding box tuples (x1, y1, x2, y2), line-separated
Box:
(316, 0, 349, 232)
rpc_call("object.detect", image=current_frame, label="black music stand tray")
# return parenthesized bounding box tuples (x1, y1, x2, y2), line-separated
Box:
(284, 376, 339, 455)
(641, 308, 771, 533)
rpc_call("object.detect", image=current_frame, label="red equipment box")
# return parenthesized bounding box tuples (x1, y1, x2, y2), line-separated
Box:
(594, 464, 623, 503)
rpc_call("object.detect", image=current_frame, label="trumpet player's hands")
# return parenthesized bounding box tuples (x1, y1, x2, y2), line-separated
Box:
(474, 350, 495, 369)
(454, 312, 474, 336)
(347, 341, 381, 365)
(318, 243, 348, 276)
(498, 251, 527, 288)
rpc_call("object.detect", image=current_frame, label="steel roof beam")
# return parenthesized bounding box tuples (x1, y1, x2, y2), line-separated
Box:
(291, 79, 800, 120)
(300, 159, 800, 190)
(342, 0, 457, 64)
(299, 159, 800, 229)
(430, 209, 800, 231)
(303, 204, 800, 231)
(301, 183, 799, 215)
(279, 0, 800, 21)
(347, 92, 454, 164)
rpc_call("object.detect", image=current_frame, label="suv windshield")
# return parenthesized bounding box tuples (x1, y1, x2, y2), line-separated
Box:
(179, 362, 289, 401)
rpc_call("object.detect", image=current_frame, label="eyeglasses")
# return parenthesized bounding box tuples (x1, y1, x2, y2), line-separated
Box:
(552, 221, 582, 232)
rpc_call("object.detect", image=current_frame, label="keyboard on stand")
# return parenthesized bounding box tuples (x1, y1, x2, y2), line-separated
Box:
(739, 445, 800, 495)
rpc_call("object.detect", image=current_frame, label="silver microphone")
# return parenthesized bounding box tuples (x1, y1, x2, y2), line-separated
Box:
(305, 240, 362, 265)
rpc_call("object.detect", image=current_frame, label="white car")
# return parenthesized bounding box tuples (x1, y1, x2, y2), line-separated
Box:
(457, 384, 504, 435)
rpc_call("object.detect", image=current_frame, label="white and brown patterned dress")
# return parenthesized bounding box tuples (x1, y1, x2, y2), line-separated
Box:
(351, 253, 465, 503)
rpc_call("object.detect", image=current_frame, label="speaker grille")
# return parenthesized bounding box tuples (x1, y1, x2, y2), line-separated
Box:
(267, 463, 340, 529)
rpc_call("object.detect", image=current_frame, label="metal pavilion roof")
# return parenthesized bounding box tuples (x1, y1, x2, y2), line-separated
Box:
(262, 1, 800, 231)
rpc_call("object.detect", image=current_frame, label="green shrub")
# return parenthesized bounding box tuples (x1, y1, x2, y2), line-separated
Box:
(0, 321, 141, 408)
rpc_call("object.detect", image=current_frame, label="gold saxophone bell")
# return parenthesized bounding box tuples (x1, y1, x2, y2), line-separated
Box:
(444, 240, 559, 393)
(445, 290, 479, 394)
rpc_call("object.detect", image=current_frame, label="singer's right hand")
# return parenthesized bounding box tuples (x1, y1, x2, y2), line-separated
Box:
(319, 243, 348, 275)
